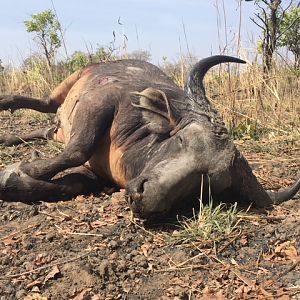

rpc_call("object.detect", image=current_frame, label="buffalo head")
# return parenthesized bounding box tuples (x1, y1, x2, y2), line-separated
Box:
(127, 56, 300, 219)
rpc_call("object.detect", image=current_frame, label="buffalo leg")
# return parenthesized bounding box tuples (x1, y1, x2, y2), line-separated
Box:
(0, 95, 59, 113)
(0, 165, 101, 202)
(19, 99, 114, 180)
(0, 126, 57, 146)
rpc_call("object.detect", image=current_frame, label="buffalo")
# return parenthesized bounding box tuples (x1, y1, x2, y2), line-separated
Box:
(0, 55, 299, 220)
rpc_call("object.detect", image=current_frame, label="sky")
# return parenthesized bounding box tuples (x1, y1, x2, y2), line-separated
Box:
(0, 0, 261, 66)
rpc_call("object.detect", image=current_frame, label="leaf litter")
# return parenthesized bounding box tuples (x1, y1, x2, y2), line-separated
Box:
(0, 106, 300, 299)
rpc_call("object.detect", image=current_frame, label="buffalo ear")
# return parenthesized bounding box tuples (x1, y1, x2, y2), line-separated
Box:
(131, 88, 178, 133)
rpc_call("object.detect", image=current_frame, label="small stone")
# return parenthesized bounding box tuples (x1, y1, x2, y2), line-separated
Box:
(46, 233, 55, 242)
(117, 260, 127, 272)
(98, 259, 109, 276)
(139, 260, 148, 268)
(107, 283, 115, 292)
(29, 206, 39, 216)
(109, 251, 118, 260)
(15, 289, 26, 299)
(23, 262, 34, 271)
(23, 241, 34, 250)
(108, 240, 119, 250)
(130, 250, 139, 256)
(125, 253, 133, 260)
(1, 256, 10, 265)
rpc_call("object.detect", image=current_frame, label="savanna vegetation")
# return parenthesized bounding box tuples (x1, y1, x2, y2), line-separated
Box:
(0, 1, 299, 299)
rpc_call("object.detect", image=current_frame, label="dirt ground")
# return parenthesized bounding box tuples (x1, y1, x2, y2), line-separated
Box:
(0, 111, 299, 300)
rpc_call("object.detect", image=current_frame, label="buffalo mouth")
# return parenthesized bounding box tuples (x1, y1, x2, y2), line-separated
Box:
(127, 171, 201, 220)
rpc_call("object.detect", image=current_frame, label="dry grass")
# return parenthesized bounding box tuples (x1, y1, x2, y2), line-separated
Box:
(161, 58, 300, 140)
(206, 64, 300, 138)
(1, 55, 299, 141)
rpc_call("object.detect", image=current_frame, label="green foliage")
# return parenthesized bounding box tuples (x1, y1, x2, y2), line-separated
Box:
(94, 46, 115, 62)
(68, 47, 116, 72)
(229, 119, 267, 140)
(24, 10, 62, 67)
(278, 7, 300, 69)
(70, 51, 90, 71)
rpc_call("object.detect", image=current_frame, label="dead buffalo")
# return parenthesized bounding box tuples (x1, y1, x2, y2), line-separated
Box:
(0, 55, 299, 219)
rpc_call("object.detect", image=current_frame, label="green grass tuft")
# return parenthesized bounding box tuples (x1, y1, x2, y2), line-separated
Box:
(174, 200, 243, 244)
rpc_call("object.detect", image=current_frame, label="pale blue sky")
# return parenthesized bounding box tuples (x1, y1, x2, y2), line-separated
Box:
(0, 0, 260, 65)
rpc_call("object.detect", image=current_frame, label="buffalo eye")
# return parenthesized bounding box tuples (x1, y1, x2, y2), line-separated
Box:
(177, 135, 183, 145)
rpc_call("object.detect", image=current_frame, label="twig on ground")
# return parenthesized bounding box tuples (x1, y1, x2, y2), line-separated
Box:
(155, 264, 212, 272)
(217, 231, 241, 254)
(275, 257, 300, 280)
(55, 225, 103, 237)
(0, 224, 39, 241)
(0, 251, 91, 279)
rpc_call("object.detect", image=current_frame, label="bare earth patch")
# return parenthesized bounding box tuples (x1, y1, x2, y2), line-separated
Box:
(0, 112, 299, 300)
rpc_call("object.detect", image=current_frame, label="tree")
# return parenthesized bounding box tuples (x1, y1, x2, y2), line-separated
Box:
(24, 10, 62, 68)
(246, 0, 297, 73)
(69, 51, 90, 71)
(278, 6, 300, 69)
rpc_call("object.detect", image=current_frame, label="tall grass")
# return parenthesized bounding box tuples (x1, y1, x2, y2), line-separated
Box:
(0, 52, 299, 140)
(160, 57, 299, 139)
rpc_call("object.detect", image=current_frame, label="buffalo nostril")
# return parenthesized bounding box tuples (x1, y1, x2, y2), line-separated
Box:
(127, 177, 148, 205)
(137, 178, 148, 194)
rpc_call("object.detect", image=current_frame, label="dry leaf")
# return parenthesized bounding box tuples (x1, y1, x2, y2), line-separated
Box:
(123, 285, 131, 293)
(153, 233, 165, 246)
(240, 236, 248, 246)
(263, 253, 275, 261)
(275, 240, 298, 262)
(26, 278, 44, 289)
(141, 242, 152, 257)
(24, 293, 48, 300)
(32, 286, 41, 293)
(75, 195, 86, 202)
(71, 288, 92, 300)
(231, 258, 239, 266)
(2, 238, 20, 246)
(43, 265, 60, 284)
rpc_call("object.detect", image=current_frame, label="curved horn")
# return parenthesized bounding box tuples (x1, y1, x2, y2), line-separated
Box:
(185, 55, 246, 99)
(267, 177, 300, 204)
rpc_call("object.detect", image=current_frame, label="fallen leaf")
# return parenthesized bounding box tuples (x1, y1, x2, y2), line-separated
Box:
(240, 236, 248, 246)
(2, 237, 20, 246)
(123, 285, 131, 293)
(24, 293, 48, 300)
(26, 278, 44, 289)
(43, 265, 60, 284)
(32, 286, 41, 293)
(231, 258, 239, 266)
(35, 253, 50, 266)
(141, 242, 152, 257)
(275, 240, 298, 262)
(71, 288, 92, 300)
(75, 195, 86, 202)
